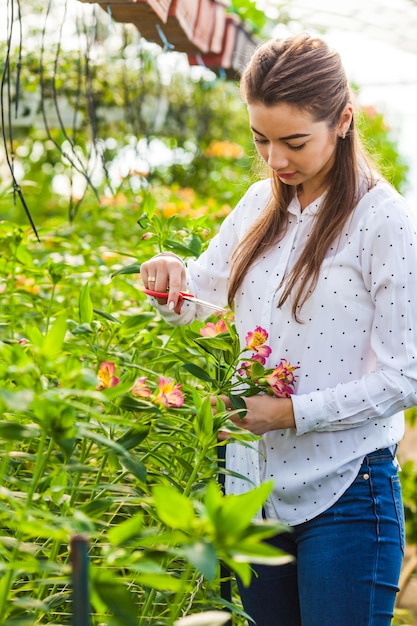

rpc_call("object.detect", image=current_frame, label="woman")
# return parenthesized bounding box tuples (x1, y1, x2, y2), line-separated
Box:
(140, 33, 417, 626)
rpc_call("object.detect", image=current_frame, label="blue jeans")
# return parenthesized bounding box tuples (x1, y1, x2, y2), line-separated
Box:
(237, 448, 405, 626)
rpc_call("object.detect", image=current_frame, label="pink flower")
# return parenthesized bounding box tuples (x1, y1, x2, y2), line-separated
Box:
(238, 361, 253, 377)
(130, 377, 152, 398)
(200, 319, 228, 337)
(97, 361, 120, 390)
(245, 326, 272, 364)
(263, 360, 299, 398)
(250, 344, 272, 365)
(245, 326, 269, 350)
(153, 376, 184, 408)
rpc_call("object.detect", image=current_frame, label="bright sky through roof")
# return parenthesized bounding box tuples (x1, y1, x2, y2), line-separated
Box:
(257, 0, 417, 206)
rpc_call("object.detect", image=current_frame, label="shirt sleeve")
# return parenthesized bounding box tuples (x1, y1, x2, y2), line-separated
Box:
(293, 191, 417, 434)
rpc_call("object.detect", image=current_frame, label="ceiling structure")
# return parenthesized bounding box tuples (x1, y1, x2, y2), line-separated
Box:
(76, 0, 259, 78)
(74, 1, 417, 78)
(280, 0, 417, 57)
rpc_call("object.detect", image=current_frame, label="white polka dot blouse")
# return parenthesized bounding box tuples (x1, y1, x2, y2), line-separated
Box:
(154, 177, 417, 525)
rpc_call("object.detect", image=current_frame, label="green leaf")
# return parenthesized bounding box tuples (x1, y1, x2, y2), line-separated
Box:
(0, 390, 35, 412)
(0, 418, 39, 440)
(194, 335, 236, 354)
(222, 556, 253, 587)
(135, 572, 186, 592)
(108, 512, 144, 546)
(233, 540, 292, 565)
(116, 426, 150, 449)
(69, 322, 94, 335)
(228, 394, 247, 415)
(42, 590, 69, 610)
(119, 454, 147, 482)
(118, 395, 159, 414)
(79, 282, 93, 324)
(217, 482, 274, 537)
(250, 360, 265, 379)
(15, 245, 33, 266)
(153, 484, 195, 529)
(80, 498, 115, 519)
(183, 363, 215, 384)
(111, 263, 141, 277)
(202, 480, 230, 531)
(93, 308, 121, 323)
(184, 540, 218, 581)
(13, 519, 69, 541)
(168, 233, 202, 257)
(164, 239, 199, 256)
(24, 324, 44, 347)
(42, 314, 67, 358)
(79, 425, 146, 481)
(194, 395, 214, 443)
(91, 568, 139, 626)
(120, 312, 156, 335)
(56, 436, 76, 460)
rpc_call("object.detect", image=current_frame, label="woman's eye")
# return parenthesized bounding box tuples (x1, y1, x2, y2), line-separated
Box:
(288, 143, 306, 151)
(253, 137, 268, 145)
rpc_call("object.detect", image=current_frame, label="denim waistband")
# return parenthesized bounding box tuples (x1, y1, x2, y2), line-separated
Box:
(363, 446, 396, 462)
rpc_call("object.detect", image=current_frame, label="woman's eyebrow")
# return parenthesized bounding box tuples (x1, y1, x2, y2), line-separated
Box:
(250, 125, 311, 141)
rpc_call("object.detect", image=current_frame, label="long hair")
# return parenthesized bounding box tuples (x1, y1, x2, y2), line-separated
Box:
(228, 33, 377, 319)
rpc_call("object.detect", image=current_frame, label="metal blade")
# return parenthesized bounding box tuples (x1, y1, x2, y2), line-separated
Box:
(181, 295, 227, 313)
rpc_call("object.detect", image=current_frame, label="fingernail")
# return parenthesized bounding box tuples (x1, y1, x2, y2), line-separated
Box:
(168, 301, 175, 311)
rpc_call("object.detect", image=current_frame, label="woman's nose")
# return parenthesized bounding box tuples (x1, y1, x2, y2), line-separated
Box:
(267, 144, 289, 170)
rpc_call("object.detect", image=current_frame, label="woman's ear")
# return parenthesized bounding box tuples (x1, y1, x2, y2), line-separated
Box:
(338, 103, 354, 138)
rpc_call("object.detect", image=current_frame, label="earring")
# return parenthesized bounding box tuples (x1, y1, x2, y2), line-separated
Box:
(342, 131, 347, 139)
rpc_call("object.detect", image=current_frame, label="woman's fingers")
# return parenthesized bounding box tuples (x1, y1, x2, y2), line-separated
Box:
(141, 255, 186, 311)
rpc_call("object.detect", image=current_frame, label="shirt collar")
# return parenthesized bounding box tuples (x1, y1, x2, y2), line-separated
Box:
(287, 192, 326, 217)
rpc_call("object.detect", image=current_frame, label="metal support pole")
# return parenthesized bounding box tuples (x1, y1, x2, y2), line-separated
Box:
(70, 534, 91, 626)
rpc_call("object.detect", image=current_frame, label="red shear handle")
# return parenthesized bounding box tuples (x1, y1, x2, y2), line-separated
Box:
(143, 289, 194, 301)
(143, 288, 226, 312)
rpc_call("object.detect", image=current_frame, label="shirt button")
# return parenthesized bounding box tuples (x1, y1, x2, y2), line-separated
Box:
(363, 473, 370, 480)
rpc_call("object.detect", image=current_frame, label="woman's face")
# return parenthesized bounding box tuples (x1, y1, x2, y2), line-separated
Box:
(248, 102, 347, 200)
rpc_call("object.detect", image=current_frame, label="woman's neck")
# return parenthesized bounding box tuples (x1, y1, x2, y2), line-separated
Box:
(297, 184, 327, 211)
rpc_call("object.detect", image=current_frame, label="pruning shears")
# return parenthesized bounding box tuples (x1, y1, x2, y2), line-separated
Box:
(143, 289, 227, 313)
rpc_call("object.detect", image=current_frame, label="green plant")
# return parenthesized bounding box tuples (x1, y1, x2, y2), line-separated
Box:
(0, 207, 293, 624)
(0, 4, 414, 622)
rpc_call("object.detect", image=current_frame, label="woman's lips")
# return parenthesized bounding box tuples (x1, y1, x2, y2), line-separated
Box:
(277, 172, 296, 180)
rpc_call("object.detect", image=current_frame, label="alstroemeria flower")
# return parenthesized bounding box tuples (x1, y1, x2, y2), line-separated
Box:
(200, 319, 228, 337)
(250, 345, 272, 365)
(263, 360, 299, 398)
(130, 377, 152, 398)
(238, 361, 253, 377)
(245, 326, 272, 364)
(97, 361, 120, 390)
(153, 376, 184, 408)
(245, 326, 269, 350)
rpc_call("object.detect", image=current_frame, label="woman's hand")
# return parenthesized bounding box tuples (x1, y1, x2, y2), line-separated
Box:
(140, 253, 186, 314)
(213, 394, 296, 437)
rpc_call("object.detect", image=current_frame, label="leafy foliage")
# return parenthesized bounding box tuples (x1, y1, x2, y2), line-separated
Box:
(0, 207, 289, 623)
(357, 105, 409, 193)
(0, 3, 414, 623)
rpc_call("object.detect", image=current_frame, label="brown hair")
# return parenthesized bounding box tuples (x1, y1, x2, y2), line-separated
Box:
(228, 33, 377, 319)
